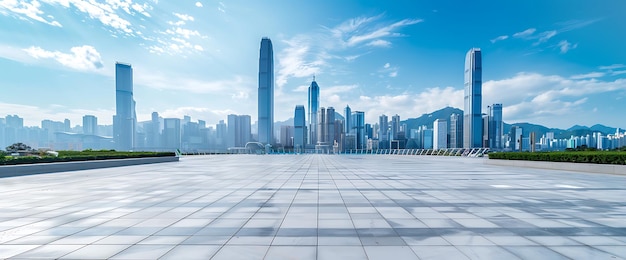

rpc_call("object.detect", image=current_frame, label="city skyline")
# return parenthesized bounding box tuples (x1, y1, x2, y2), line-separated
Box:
(1, 1, 626, 129)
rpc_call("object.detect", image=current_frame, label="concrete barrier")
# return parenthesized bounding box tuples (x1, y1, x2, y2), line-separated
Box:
(0, 156, 179, 178)
(485, 159, 626, 175)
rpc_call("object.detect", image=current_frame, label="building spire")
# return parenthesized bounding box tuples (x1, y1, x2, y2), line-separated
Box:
(313, 74, 315, 82)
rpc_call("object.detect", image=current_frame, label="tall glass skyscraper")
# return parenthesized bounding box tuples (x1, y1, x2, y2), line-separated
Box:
(307, 77, 319, 146)
(294, 105, 306, 151)
(488, 104, 504, 150)
(82, 115, 97, 135)
(258, 37, 274, 145)
(114, 62, 136, 151)
(344, 105, 351, 135)
(463, 48, 482, 148)
(353, 111, 365, 149)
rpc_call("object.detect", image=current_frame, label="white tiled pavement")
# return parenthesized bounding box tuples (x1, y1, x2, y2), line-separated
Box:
(1, 155, 625, 259)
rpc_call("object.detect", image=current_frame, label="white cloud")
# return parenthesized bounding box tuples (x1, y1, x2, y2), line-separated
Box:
(490, 35, 508, 43)
(173, 12, 194, 21)
(557, 40, 577, 54)
(599, 64, 625, 70)
(195, 2, 203, 7)
(513, 28, 536, 38)
(217, 2, 225, 13)
(0, 0, 62, 27)
(342, 18, 422, 47)
(389, 71, 398, 77)
(276, 36, 325, 89)
(136, 73, 252, 94)
(366, 39, 391, 47)
(43, 0, 135, 34)
(535, 30, 557, 45)
(570, 72, 604, 80)
(383, 63, 390, 69)
(612, 70, 626, 76)
(483, 72, 626, 123)
(23, 45, 104, 71)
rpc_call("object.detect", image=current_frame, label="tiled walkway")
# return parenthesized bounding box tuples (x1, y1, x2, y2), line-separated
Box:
(1, 155, 625, 259)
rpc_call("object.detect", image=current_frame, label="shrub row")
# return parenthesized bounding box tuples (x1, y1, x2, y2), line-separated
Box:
(488, 151, 626, 165)
(0, 151, 175, 165)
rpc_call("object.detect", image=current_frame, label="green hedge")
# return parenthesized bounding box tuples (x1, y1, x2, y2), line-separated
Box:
(488, 151, 626, 165)
(0, 151, 175, 165)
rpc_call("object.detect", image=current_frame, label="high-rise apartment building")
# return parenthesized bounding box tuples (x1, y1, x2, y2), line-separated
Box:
(114, 62, 136, 151)
(463, 48, 482, 148)
(258, 37, 274, 145)
(308, 78, 320, 146)
(82, 115, 97, 135)
(293, 105, 306, 151)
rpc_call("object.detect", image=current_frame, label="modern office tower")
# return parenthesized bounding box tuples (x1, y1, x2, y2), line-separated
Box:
(422, 128, 433, 149)
(258, 37, 274, 145)
(146, 112, 161, 148)
(82, 115, 98, 135)
(344, 105, 351, 135)
(227, 114, 252, 147)
(449, 113, 463, 148)
(433, 119, 448, 149)
(334, 119, 343, 150)
(488, 104, 503, 150)
(322, 107, 336, 145)
(482, 114, 489, 148)
(365, 123, 372, 140)
(391, 114, 401, 140)
(114, 62, 136, 151)
(463, 48, 482, 148)
(64, 119, 71, 132)
(353, 111, 365, 149)
(293, 105, 306, 151)
(510, 126, 522, 151)
(378, 114, 389, 149)
(215, 120, 227, 149)
(318, 107, 326, 145)
(162, 118, 181, 150)
(307, 77, 320, 146)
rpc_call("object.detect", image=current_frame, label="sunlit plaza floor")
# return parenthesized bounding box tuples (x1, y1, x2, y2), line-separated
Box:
(1, 154, 626, 259)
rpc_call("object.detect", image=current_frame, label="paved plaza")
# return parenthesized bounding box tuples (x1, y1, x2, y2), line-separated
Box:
(1, 155, 625, 259)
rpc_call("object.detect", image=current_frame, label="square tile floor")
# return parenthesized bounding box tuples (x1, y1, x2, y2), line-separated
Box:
(1, 154, 625, 259)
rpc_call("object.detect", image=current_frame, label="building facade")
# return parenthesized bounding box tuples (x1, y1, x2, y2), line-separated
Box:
(258, 37, 274, 145)
(308, 78, 320, 146)
(114, 62, 136, 151)
(463, 48, 482, 148)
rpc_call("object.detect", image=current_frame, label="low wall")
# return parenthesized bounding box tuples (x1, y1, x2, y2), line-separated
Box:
(485, 159, 626, 175)
(0, 156, 179, 178)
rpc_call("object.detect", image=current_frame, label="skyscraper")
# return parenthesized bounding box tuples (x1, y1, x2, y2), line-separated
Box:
(433, 119, 448, 149)
(258, 37, 274, 145)
(391, 114, 401, 140)
(449, 113, 463, 148)
(344, 105, 351, 135)
(227, 114, 252, 147)
(293, 105, 306, 151)
(324, 107, 335, 145)
(82, 115, 97, 135)
(353, 111, 365, 149)
(488, 104, 504, 150)
(114, 62, 136, 151)
(162, 118, 181, 149)
(378, 114, 389, 149)
(308, 77, 320, 146)
(464, 48, 482, 148)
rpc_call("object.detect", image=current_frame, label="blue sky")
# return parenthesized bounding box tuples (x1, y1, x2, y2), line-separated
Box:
(1, 0, 625, 129)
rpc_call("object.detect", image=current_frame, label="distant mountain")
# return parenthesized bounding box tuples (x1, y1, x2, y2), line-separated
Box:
(401, 106, 463, 130)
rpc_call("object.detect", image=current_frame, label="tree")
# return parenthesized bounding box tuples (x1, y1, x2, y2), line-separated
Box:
(5, 143, 33, 152)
